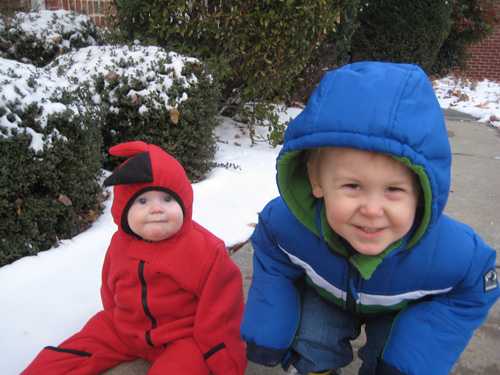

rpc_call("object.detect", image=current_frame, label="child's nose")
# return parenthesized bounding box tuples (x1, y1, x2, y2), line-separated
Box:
(359, 195, 384, 217)
(150, 201, 165, 213)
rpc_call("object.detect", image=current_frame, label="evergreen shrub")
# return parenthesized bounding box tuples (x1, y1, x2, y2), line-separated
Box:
(431, 0, 498, 76)
(350, 0, 453, 72)
(0, 10, 101, 66)
(291, 0, 362, 102)
(48, 45, 221, 181)
(0, 58, 102, 266)
(112, 0, 341, 142)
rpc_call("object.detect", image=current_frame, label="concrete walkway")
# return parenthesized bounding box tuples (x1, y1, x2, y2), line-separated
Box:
(105, 111, 500, 375)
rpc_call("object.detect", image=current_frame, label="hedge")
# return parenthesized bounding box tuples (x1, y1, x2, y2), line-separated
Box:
(0, 10, 101, 66)
(48, 44, 221, 181)
(0, 57, 102, 266)
(350, 0, 453, 72)
(112, 0, 342, 113)
(1, 41, 222, 265)
(431, 0, 499, 76)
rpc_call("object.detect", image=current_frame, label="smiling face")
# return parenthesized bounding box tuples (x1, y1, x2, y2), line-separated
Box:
(127, 190, 184, 242)
(308, 147, 419, 256)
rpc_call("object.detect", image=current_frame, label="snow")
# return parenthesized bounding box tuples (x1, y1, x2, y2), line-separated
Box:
(11, 10, 97, 45)
(0, 45, 201, 151)
(1, 10, 500, 375)
(434, 75, 500, 127)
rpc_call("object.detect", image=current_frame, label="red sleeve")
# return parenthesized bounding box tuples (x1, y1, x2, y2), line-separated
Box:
(193, 244, 247, 375)
(100, 248, 115, 311)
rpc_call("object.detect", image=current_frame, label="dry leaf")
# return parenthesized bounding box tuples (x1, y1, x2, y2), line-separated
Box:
(475, 102, 489, 109)
(15, 198, 22, 216)
(104, 71, 119, 81)
(51, 34, 63, 44)
(130, 94, 141, 106)
(58, 194, 73, 206)
(85, 210, 99, 222)
(169, 108, 180, 125)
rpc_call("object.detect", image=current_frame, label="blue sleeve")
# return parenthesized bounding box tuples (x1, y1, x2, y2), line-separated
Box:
(241, 204, 304, 366)
(378, 235, 500, 375)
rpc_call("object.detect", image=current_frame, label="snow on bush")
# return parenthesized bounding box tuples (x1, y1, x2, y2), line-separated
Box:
(0, 56, 102, 266)
(47, 45, 220, 180)
(0, 10, 101, 66)
(0, 57, 68, 151)
(1, 38, 220, 264)
(48, 45, 200, 112)
(1, 45, 205, 152)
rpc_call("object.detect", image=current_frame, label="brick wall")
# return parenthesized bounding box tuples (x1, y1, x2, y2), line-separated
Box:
(44, 0, 114, 27)
(464, 3, 500, 82)
(0, 0, 31, 13)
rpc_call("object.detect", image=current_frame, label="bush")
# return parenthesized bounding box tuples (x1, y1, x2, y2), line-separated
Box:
(291, 0, 362, 102)
(0, 10, 101, 66)
(48, 45, 221, 181)
(350, 0, 453, 72)
(431, 0, 499, 76)
(0, 58, 103, 266)
(112, 0, 341, 138)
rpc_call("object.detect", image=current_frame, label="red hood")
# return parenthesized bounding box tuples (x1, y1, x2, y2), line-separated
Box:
(105, 141, 193, 238)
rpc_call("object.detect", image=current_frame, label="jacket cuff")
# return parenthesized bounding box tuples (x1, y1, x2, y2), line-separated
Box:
(376, 358, 407, 375)
(246, 342, 287, 367)
(204, 343, 238, 374)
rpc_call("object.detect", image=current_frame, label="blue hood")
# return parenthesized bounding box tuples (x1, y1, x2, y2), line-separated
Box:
(277, 61, 451, 278)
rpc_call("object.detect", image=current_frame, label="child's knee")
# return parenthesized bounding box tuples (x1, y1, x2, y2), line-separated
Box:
(149, 338, 209, 375)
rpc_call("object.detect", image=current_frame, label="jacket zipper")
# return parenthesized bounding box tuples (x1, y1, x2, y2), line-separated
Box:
(138, 260, 157, 347)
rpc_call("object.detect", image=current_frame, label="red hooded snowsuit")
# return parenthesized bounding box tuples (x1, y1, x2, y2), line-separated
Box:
(23, 141, 247, 375)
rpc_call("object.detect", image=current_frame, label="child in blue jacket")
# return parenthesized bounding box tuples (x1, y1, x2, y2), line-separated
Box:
(241, 61, 499, 375)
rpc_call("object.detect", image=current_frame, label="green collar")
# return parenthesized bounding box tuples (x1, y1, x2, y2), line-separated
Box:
(319, 202, 404, 280)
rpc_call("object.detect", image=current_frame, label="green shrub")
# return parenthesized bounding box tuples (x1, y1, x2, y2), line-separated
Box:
(48, 45, 221, 181)
(0, 59, 103, 265)
(291, 0, 362, 102)
(0, 10, 101, 66)
(112, 0, 341, 142)
(350, 0, 453, 72)
(431, 0, 499, 76)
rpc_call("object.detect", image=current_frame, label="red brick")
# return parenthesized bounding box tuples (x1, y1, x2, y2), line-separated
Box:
(88, 0, 94, 15)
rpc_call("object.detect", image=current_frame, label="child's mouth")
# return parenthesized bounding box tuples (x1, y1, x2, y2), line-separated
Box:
(355, 225, 384, 235)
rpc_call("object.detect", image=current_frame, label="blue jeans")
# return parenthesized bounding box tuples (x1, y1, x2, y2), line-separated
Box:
(290, 286, 395, 375)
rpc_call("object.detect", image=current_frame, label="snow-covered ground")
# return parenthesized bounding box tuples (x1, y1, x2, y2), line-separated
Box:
(433, 76, 500, 128)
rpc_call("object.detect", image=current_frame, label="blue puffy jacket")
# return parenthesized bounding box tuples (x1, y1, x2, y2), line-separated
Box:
(241, 62, 499, 375)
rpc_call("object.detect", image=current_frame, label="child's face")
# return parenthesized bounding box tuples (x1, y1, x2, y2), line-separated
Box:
(308, 147, 419, 256)
(127, 190, 184, 241)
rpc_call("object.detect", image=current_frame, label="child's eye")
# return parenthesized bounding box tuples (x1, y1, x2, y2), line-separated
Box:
(137, 197, 147, 204)
(343, 183, 360, 190)
(164, 195, 173, 202)
(387, 186, 405, 193)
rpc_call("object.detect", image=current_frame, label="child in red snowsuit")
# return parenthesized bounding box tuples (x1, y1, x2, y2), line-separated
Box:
(23, 141, 247, 375)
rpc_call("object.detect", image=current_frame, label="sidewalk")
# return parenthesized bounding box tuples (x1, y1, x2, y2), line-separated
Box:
(106, 111, 500, 375)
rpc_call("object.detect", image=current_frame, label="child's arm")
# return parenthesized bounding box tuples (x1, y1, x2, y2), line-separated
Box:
(192, 243, 247, 375)
(100, 248, 115, 311)
(241, 205, 304, 367)
(377, 235, 499, 375)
